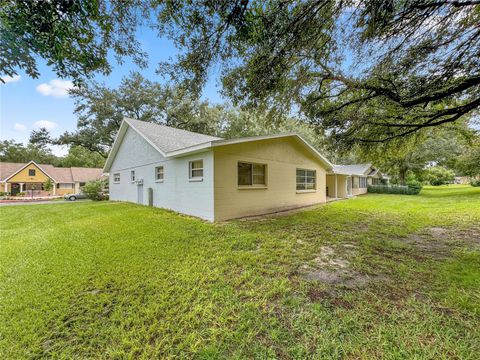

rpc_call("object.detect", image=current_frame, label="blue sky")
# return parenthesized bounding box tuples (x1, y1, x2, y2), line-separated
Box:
(0, 26, 224, 155)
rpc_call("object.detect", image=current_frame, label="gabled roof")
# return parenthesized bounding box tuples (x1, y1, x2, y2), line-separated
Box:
(0, 161, 103, 183)
(2, 161, 57, 182)
(104, 118, 333, 172)
(332, 164, 373, 176)
(127, 118, 222, 153)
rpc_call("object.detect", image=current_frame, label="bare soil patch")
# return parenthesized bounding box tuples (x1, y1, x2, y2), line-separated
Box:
(300, 244, 387, 288)
(400, 226, 480, 259)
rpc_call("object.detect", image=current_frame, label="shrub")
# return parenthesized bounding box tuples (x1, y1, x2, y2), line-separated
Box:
(43, 178, 54, 195)
(368, 184, 422, 195)
(17, 192, 26, 196)
(82, 180, 107, 201)
(471, 179, 480, 187)
(424, 166, 455, 186)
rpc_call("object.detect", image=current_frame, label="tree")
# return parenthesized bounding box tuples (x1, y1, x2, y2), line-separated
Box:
(1, 1, 147, 82)
(58, 146, 105, 168)
(425, 166, 455, 186)
(0, 139, 57, 164)
(29, 128, 52, 149)
(57, 73, 225, 157)
(455, 141, 480, 178)
(43, 178, 54, 195)
(153, 0, 480, 146)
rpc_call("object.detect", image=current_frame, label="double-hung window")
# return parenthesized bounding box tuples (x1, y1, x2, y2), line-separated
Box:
(359, 177, 367, 188)
(113, 173, 120, 183)
(189, 160, 203, 180)
(296, 169, 316, 191)
(238, 162, 266, 187)
(130, 170, 136, 183)
(155, 166, 164, 182)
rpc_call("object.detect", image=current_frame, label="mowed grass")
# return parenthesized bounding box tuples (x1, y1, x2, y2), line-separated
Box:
(1, 186, 479, 359)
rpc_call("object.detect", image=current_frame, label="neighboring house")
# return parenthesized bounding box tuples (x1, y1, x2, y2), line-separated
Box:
(0, 161, 104, 196)
(326, 164, 389, 198)
(104, 118, 333, 221)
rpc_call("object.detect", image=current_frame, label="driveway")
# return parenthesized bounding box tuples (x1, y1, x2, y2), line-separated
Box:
(0, 200, 90, 206)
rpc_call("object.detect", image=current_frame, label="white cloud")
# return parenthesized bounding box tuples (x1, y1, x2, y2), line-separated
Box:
(36, 79, 74, 97)
(1, 75, 21, 84)
(34, 120, 58, 130)
(14, 123, 27, 132)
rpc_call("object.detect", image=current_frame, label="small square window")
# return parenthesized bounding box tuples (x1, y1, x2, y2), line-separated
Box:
(131, 170, 136, 183)
(28, 169, 36, 176)
(155, 166, 164, 181)
(189, 160, 203, 179)
(113, 173, 120, 183)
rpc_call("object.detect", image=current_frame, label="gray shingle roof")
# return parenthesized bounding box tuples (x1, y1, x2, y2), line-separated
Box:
(126, 118, 222, 154)
(332, 164, 372, 176)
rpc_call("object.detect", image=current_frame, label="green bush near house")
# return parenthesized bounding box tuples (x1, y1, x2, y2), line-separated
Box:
(471, 179, 480, 187)
(368, 183, 422, 195)
(82, 180, 107, 201)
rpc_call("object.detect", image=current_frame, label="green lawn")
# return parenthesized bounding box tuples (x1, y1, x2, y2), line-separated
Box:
(1, 185, 479, 359)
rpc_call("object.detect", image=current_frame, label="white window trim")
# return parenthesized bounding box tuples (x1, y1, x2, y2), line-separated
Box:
(237, 161, 268, 189)
(113, 173, 120, 184)
(189, 160, 204, 181)
(155, 166, 164, 183)
(296, 168, 317, 193)
(130, 170, 136, 183)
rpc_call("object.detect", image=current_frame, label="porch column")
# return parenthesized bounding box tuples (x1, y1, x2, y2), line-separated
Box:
(19, 183, 24, 192)
(335, 174, 338, 198)
(4, 182, 7, 192)
(53, 183, 56, 196)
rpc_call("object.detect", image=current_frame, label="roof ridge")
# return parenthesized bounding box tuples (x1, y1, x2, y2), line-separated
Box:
(125, 117, 223, 140)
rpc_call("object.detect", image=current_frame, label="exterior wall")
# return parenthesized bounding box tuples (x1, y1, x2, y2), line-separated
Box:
(108, 127, 215, 221)
(352, 175, 368, 195)
(213, 137, 328, 221)
(57, 183, 75, 195)
(8, 163, 52, 183)
(326, 174, 348, 198)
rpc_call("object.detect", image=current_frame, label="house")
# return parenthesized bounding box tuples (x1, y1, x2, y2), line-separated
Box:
(104, 118, 333, 221)
(326, 163, 389, 199)
(0, 161, 104, 196)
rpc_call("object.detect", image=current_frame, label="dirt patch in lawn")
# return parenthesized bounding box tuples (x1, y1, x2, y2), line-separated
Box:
(300, 244, 388, 289)
(400, 226, 480, 259)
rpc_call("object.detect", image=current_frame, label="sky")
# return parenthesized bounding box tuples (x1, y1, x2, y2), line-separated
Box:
(0, 26, 224, 156)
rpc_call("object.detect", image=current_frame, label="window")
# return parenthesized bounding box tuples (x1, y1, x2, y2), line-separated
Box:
(296, 169, 316, 191)
(28, 169, 36, 176)
(189, 160, 203, 179)
(359, 176, 367, 188)
(155, 166, 164, 181)
(238, 162, 266, 186)
(352, 176, 359, 189)
(130, 170, 136, 183)
(113, 173, 120, 183)
(58, 183, 73, 189)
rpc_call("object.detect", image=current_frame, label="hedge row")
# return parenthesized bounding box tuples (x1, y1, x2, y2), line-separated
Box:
(367, 184, 422, 195)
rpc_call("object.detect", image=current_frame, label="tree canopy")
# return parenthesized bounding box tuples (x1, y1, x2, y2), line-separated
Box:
(0, 0, 146, 81)
(153, 0, 480, 146)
